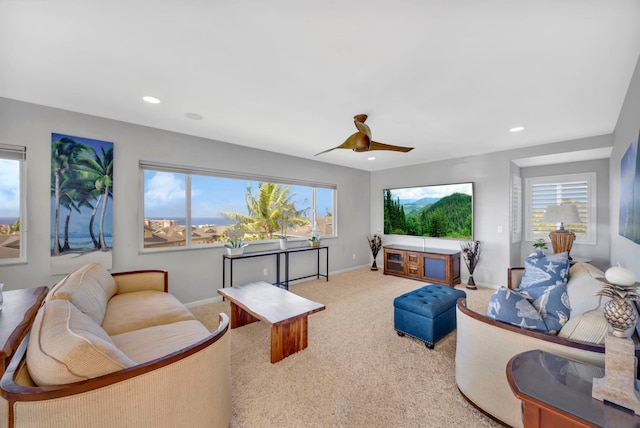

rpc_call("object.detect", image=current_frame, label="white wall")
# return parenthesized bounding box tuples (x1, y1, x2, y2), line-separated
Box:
(611, 53, 640, 277)
(0, 98, 371, 303)
(370, 134, 613, 288)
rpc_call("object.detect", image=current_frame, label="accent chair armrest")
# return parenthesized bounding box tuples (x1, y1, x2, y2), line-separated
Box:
(112, 270, 168, 293)
(507, 267, 524, 289)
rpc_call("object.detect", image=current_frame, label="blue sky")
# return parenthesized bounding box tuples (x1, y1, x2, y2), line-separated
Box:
(144, 171, 333, 219)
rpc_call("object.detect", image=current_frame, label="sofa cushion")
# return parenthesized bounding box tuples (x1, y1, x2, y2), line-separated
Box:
(486, 287, 548, 332)
(522, 283, 571, 334)
(46, 262, 117, 325)
(101, 290, 196, 336)
(111, 320, 211, 364)
(519, 250, 570, 290)
(567, 262, 609, 317)
(558, 309, 608, 344)
(26, 300, 135, 386)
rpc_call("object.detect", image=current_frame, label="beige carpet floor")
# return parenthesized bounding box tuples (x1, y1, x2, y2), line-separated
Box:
(190, 267, 502, 428)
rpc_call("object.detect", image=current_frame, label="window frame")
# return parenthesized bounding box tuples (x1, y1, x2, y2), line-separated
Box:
(524, 172, 596, 245)
(139, 161, 337, 253)
(0, 144, 27, 265)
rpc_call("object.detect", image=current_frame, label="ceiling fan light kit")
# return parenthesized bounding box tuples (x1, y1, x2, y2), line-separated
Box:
(315, 114, 414, 156)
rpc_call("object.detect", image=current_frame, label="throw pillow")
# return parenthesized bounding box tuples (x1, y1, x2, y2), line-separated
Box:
(558, 309, 608, 344)
(519, 250, 570, 290)
(526, 283, 571, 334)
(486, 287, 548, 332)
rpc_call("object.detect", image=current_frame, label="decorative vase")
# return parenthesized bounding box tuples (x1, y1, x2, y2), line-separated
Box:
(603, 299, 636, 337)
(461, 241, 481, 290)
(309, 240, 320, 248)
(367, 234, 382, 271)
(279, 237, 288, 250)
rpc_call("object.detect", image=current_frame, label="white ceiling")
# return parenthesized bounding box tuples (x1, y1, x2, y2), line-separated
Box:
(2, 1, 639, 171)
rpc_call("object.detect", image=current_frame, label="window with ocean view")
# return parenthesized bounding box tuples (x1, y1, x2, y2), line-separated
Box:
(141, 163, 336, 251)
(0, 145, 26, 264)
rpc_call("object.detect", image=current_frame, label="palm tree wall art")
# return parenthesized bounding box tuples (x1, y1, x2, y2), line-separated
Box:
(50, 134, 113, 273)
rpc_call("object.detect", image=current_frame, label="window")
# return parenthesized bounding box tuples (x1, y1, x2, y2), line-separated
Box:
(0, 144, 26, 264)
(141, 162, 336, 251)
(524, 172, 596, 245)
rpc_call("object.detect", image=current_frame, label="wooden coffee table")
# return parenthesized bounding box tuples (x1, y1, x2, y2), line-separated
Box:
(218, 281, 325, 363)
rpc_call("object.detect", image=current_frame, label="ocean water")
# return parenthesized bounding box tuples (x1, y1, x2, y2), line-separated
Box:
(50, 233, 113, 251)
(0, 217, 19, 225)
(147, 217, 233, 226)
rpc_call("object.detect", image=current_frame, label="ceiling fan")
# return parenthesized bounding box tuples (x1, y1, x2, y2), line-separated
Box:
(315, 114, 414, 156)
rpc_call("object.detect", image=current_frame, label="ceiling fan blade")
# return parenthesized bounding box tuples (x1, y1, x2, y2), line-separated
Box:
(368, 140, 414, 152)
(315, 132, 368, 156)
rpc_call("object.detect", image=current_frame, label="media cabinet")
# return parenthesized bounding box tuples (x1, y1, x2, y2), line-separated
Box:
(383, 244, 461, 286)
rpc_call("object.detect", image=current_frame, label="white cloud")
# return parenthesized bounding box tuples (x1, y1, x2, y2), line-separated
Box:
(144, 172, 185, 210)
(0, 159, 20, 216)
(391, 182, 473, 200)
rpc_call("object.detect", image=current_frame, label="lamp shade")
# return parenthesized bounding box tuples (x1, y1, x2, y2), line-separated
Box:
(543, 204, 580, 226)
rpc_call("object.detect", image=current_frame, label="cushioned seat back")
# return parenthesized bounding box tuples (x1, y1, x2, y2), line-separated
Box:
(47, 262, 117, 325)
(26, 299, 135, 386)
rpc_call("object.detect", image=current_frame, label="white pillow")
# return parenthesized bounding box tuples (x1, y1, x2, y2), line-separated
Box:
(567, 263, 609, 317)
(27, 300, 134, 386)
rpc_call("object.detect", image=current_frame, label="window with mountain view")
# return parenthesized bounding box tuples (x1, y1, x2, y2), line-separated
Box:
(0, 145, 26, 264)
(141, 163, 336, 251)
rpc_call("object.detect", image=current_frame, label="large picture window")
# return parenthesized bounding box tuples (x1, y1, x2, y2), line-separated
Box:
(0, 144, 26, 264)
(524, 172, 596, 245)
(141, 163, 336, 251)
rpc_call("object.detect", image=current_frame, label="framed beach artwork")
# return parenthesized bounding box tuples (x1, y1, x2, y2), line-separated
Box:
(619, 129, 640, 245)
(50, 133, 113, 274)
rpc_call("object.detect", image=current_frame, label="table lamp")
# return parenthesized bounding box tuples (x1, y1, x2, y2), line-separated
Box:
(543, 204, 580, 259)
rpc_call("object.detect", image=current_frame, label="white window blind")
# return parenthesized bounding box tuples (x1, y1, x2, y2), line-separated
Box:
(511, 174, 522, 243)
(525, 172, 596, 245)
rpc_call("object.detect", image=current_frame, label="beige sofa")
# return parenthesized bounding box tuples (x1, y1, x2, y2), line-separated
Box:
(0, 263, 231, 428)
(455, 262, 639, 428)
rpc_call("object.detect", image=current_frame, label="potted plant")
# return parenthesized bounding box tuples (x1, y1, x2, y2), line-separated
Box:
(277, 208, 294, 250)
(223, 224, 248, 256)
(533, 238, 548, 250)
(309, 222, 321, 247)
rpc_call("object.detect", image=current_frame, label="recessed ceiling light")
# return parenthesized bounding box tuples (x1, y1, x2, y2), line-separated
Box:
(368, 157, 376, 160)
(510, 126, 525, 132)
(184, 113, 203, 120)
(142, 96, 161, 104)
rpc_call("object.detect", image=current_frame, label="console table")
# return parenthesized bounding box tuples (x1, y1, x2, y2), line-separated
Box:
(383, 245, 461, 286)
(222, 245, 329, 289)
(507, 349, 640, 427)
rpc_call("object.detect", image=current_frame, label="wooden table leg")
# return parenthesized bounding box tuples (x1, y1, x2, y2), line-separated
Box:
(270, 315, 308, 363)
(229, 302, 259, 329)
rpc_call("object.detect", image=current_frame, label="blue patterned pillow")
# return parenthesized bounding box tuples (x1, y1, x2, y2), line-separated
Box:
(519, 250, 570, 289)
(520, 283, 571, 334)
(486, 287, 548, 332)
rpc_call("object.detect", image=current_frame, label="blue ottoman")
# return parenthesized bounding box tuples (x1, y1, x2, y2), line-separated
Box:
(394, 285, 466, 349)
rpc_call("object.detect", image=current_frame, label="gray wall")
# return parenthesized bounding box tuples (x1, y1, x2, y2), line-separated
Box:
(519, 159, 610, 271)
(611, 53, 640, 277)
(370, 134, 613, 288)
(0, 98, 371, 303)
